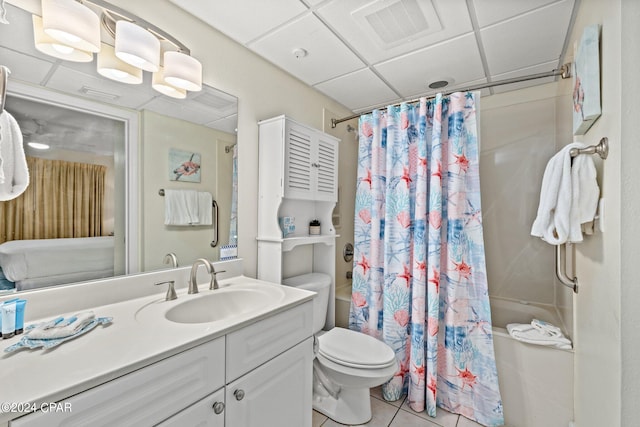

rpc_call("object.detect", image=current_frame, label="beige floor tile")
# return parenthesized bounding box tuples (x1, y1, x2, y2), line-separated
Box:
(457, 415, 486, 427)
(313, 410, 328, 427)
(399, 400, 459, 427)
(389, 409, 442, 427)
(321, 397, 399, 427)
(370, 385, 406, 408)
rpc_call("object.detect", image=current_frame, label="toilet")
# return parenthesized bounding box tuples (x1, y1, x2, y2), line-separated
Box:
(283, 273, 397, 425)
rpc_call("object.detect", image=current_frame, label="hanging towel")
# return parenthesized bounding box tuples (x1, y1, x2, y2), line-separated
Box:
(0, 110, 29, 201)
(197, 191, 213, 225)
(507, 321, 572, 350)
(164, 189, 200, 225)
(531, 142, 599, 244)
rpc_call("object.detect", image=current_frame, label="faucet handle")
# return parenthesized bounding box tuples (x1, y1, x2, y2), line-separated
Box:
(155, 280, 177, 301)
(210, 270, 226, 290)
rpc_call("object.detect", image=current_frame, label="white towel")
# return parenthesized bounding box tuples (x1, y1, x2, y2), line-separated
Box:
(507, 322, 572, 350)
(0, 110, 29, 201)
(197, 191, 213, 225)
(531, 142, 599, 244)
(164, 189, 200, 225)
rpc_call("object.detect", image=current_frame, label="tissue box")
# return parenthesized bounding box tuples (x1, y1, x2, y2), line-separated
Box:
(278, 216, 295, 237)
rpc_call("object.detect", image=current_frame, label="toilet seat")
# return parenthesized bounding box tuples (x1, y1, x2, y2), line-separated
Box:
(318, 328, 396, 369)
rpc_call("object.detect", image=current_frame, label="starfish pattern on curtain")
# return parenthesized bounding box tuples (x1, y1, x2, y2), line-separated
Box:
(350, 92, 504, 427)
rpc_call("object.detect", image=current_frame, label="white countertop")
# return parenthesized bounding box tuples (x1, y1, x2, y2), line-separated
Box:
(0, 272, 314, 424)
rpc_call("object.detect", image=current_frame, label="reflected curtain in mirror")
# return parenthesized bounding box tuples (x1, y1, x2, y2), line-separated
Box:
(0, 157, 106, 243)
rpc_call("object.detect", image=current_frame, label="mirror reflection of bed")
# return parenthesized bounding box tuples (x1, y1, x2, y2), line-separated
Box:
(0, 95, 123, 292)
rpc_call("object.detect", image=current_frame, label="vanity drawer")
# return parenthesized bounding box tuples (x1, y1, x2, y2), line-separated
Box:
(226, 301, 313, 382)
(10, 337, 225, 427)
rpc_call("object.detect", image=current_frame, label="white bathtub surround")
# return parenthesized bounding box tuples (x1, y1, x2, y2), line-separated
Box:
(491, 298, 574, 427)
(0, 259, 314, 425)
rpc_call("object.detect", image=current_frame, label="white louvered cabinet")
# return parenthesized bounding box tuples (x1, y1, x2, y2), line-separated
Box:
(257, 115, 339, 330)
(284, 120, 338, 202)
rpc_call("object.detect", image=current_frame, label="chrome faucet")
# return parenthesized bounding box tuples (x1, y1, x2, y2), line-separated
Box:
(189, 258, 213, 294)
(163, 252, 178, 268)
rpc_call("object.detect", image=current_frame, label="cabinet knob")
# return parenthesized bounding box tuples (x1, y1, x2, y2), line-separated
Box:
(212, 401, 225, 414)
(234, 389, 245, 401)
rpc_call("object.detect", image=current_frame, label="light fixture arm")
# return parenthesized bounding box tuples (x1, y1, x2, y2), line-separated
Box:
(86, 0, 191, 54)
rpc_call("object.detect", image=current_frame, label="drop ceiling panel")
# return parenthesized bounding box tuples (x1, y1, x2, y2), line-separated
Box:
(375, 34, 485, 98)
(473, 0, 564, 28)
(481, 0, 574, 75)
(0, 47, 54, 85)
(141, 96, 226, 126)
(314, 68, 399, 112)
(250, 14, 365, 85)
(206, 114, 238, 135)
(316, 0, 473, 64)
(169, 0, 307, 45)
(45, 65, 158, 109)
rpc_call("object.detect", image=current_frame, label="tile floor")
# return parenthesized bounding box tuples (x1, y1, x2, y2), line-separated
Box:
(312, 386, 485, 427)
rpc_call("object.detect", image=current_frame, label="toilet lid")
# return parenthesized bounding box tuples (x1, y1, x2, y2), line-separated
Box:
(318, 328, 396, 369)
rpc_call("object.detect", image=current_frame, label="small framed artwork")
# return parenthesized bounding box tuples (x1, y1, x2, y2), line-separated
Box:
(169, 148, 201, 182)
(572, 24, 601, 135)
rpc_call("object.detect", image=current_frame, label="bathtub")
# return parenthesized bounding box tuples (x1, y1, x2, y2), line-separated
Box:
(335, 286, 574, 426)
(490, 297, 574, 427)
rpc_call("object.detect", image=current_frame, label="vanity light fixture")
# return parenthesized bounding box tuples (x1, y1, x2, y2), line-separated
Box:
(163, 51, 202, 91)
(152, 66, 187, 99)
(41, 0, 101, 53)
(97, 43, 143, 84)
(33, 0, 203, 97)
(32, 15, 93, 62)
(114, 20, 160, 72)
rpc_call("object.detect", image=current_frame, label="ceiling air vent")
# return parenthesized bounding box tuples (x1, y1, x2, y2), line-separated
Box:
(352, 0, 442, 49)
(191, 88, 236, 111)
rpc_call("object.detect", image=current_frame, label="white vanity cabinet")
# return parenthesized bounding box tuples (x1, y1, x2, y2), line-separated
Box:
(10, 301, 313, 427)
(10, 338, 226, 427)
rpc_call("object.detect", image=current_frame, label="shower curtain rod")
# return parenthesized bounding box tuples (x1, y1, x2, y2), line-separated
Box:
(331, 63, 572, 128)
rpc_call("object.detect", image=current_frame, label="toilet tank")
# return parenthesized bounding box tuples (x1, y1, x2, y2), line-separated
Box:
(282, 273, 331, 333)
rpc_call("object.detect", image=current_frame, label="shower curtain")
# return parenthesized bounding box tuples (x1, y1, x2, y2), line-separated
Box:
(349, 92, 503, 427)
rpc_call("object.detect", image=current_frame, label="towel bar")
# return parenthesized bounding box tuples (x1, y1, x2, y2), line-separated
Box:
(556, 243, 578, 293)
(158, 188, 219, 247)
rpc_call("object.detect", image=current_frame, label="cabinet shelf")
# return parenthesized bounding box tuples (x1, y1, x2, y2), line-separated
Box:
(257, 234, 339, 252)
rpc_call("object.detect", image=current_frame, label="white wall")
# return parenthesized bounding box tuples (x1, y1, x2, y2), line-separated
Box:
(561, 0, 627, 425)
(620, 0, 640, 423)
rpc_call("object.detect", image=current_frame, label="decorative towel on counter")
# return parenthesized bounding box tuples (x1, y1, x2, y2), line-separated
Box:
(506, 319, 572, 350)
(164, 189, 200, 225)
(531, 142, 599, 244)
(4, 311, 112, 353)
(0, 110, 29, 201)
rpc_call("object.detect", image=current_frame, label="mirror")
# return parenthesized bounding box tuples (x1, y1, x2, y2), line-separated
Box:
(0, 3, 239, 294)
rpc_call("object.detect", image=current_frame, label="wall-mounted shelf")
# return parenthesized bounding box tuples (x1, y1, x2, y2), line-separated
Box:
(257, 234, 340, 252)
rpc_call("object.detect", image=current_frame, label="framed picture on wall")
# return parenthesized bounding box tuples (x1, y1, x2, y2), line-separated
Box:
(572, 24, 601, 135)
(169, 148, 201, 182)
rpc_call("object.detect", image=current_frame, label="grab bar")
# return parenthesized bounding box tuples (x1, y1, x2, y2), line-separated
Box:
(556, 243, 578, 293)
(555, 137, 609, 294)
(210, 200, 218, 248)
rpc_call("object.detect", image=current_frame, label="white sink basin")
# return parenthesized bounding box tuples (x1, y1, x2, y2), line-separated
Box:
(166, 288, 279, 324)
(135, 280, 287, 325)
